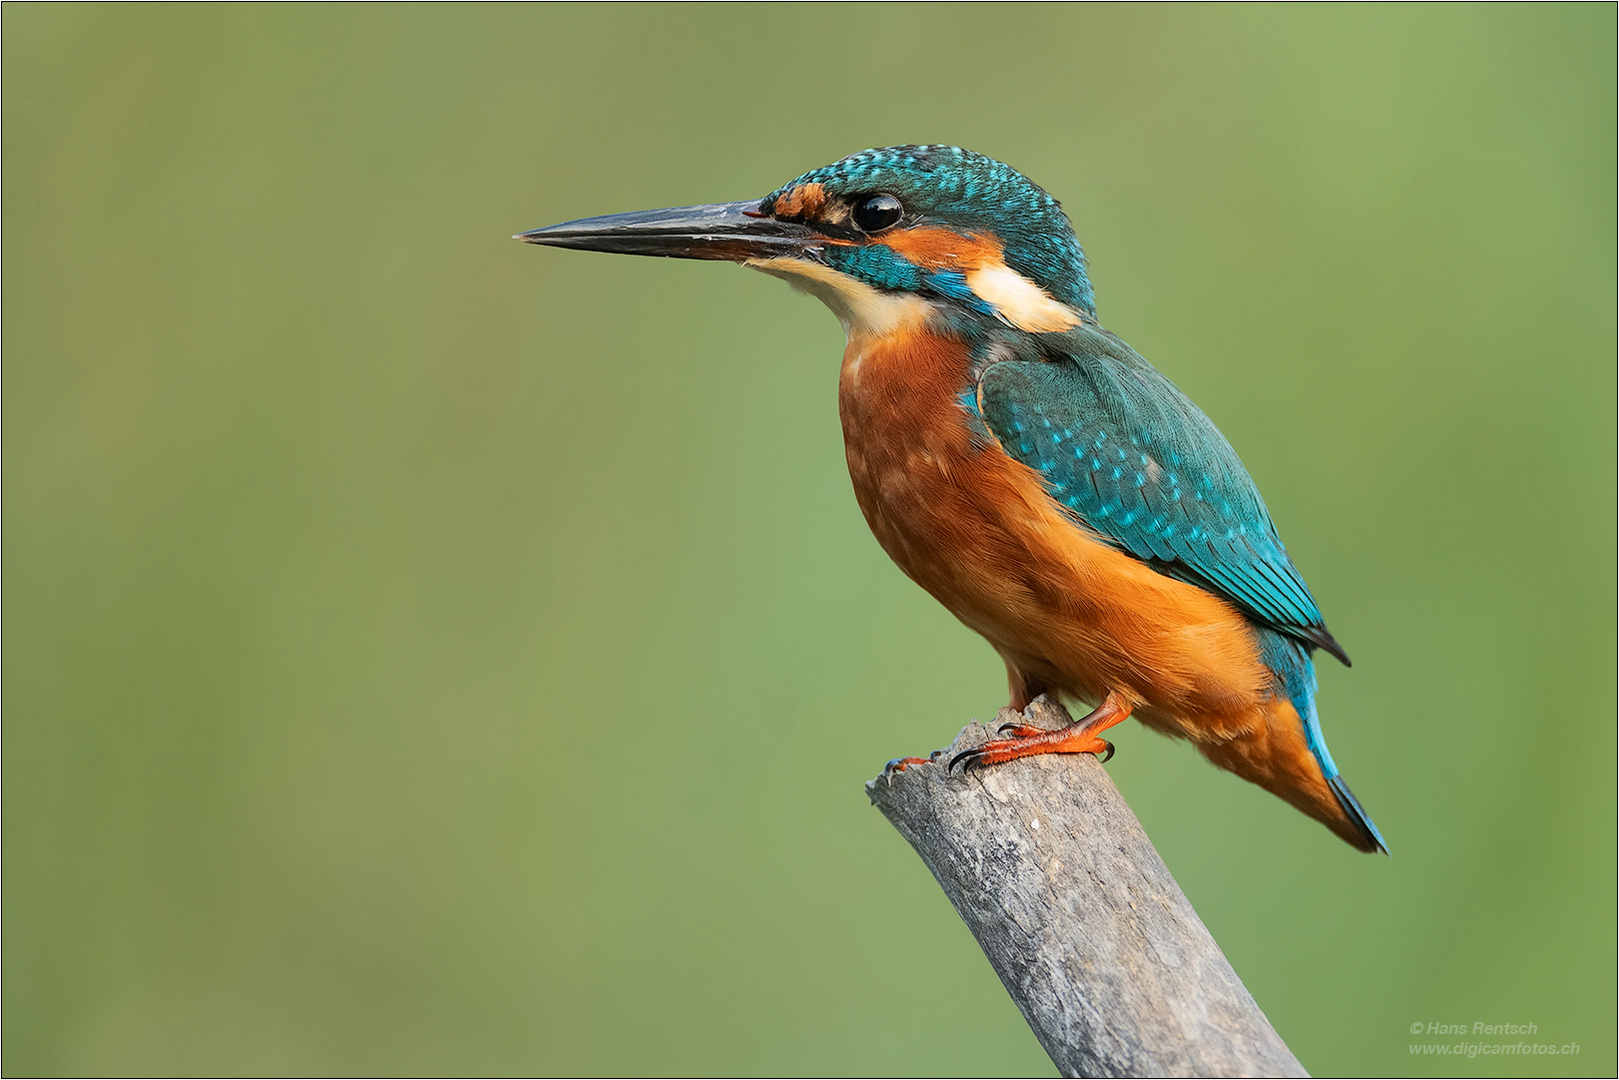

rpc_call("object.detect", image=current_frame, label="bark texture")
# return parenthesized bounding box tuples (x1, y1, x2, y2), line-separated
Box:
(866, 698, 1308, 1079)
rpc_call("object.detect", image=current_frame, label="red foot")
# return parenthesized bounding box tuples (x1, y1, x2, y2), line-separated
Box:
(953, 692, 1133, 773)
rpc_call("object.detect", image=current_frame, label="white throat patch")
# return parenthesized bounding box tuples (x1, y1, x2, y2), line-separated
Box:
(746, 257, 931, 340)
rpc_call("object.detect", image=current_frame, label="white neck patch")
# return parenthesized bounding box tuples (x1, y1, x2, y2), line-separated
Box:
(965, 262, 1084, 333)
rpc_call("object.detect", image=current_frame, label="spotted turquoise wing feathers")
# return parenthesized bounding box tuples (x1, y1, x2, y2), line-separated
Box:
(975, 324, 1349, 666)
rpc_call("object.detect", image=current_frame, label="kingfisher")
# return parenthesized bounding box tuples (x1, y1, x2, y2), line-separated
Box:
(517, 145, 1386, 854)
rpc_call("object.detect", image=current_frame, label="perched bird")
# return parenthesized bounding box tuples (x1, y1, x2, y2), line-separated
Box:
(517, 145, 1386, 854)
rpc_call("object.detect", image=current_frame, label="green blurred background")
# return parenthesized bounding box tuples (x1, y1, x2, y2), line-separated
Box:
(5, 5, 1614, 1076)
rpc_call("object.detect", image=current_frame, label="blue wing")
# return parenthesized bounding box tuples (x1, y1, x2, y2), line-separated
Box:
(975, 324, 1349, 665)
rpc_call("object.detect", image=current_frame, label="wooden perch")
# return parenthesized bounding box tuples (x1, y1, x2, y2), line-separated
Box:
(866, 698, 1308, 1079)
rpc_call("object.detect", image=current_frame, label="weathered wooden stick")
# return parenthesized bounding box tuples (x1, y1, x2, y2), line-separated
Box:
(866, 697, 1308, 1079)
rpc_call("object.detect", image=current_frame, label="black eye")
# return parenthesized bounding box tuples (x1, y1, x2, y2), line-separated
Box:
(852, 193, 904, 233)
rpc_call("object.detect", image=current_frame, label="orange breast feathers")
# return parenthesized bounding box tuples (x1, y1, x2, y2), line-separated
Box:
(836, 327, 1275, 733)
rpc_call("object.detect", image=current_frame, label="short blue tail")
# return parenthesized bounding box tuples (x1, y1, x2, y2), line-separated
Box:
(1260, 630, 1389, 855)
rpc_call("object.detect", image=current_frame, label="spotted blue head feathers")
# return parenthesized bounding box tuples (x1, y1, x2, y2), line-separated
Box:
(762, 145, 1096, 317)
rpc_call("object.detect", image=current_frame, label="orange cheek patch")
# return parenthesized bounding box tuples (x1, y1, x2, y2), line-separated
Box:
(771, 182, 827, 220)
(879, 226, 1003, 271)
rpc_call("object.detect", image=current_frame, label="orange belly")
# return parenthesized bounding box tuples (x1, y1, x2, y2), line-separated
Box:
(837, 327, 1274, 742)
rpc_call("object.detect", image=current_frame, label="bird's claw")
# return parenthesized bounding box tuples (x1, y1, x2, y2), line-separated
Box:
(883, 749, 946, 784)
(951, 733, 1118, 774)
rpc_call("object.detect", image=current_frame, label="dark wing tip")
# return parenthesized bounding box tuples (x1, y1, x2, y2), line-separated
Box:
(1304, 625, 1352, 667)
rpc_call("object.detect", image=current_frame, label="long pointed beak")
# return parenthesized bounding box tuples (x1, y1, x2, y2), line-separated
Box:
(514, 200, 820, 262)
